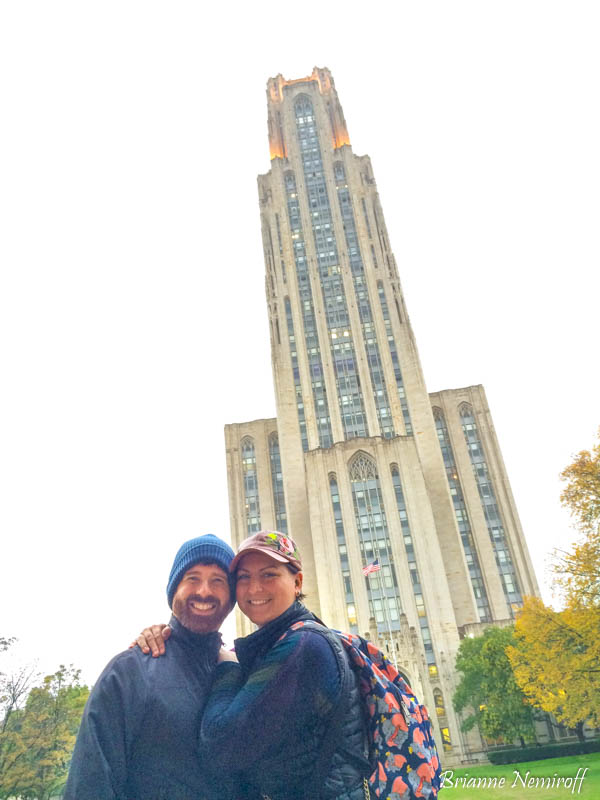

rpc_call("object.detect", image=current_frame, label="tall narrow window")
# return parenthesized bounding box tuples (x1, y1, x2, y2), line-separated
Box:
(434, 688, 446, 718)
(329, 473, 357, 632)
(269, 434, 287, 533)
(460, 405, 522, 613)
(295, 97, 367, 441)
(391, 464, 436, 666)
(334, 161, 394, 438)
(348, 453, 402, 655)
(284, 170, 333, 448)
(377, 282, 412, 434)
(241, 437, 261, 533)
(441, 727, 453, 753)
(433, 408, 492, 622)
(284, 296, 308, 451)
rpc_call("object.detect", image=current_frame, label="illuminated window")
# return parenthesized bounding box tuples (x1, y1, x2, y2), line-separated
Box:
(441, 727, 452, 752)
(347, 604, 357, 626)
(434, 689, 446, 717)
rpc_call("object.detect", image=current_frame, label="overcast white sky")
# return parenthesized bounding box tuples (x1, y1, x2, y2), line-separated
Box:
(1, 1, 599, 685)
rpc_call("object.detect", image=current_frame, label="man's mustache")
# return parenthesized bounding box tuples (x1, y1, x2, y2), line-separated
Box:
(186, 595, 221, 606)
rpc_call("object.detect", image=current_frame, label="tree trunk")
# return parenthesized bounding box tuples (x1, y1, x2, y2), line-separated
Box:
(519, 735, 526, 748)
(576, 721, 585, 743)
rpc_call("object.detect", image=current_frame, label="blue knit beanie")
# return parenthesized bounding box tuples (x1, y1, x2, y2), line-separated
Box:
(166, 534, 235, 608)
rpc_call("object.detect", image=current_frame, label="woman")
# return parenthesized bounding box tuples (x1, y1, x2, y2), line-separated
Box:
(138, 531, 370, 800)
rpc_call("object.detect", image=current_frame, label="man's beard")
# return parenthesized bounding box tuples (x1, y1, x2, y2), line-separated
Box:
(172, 594, 228, 634)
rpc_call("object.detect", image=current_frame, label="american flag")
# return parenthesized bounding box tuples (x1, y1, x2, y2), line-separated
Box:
(362, 559, 381, 576)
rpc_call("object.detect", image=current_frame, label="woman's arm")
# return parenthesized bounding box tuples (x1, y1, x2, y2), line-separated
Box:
(199, 629, 341, 770)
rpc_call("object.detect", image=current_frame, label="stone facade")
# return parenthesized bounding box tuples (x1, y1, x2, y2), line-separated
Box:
(224, 68, 540, 765)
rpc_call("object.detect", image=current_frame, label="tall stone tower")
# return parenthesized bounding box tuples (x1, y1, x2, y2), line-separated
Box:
(225, 68, 540, 763)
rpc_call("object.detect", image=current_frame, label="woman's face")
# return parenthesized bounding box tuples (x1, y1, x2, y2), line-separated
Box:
(235, 551, 303, 627)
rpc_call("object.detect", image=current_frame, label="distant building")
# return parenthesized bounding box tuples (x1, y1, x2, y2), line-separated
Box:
(225, 68, 540, 764)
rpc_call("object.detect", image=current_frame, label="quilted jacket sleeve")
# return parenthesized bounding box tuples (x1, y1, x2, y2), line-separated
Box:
(199, 628, 341, 770)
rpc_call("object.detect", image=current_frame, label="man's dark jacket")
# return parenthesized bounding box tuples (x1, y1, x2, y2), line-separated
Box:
(64, 616, 229, 800)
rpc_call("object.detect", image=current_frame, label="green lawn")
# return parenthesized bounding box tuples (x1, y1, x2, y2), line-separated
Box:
(439, 752, 600, 799)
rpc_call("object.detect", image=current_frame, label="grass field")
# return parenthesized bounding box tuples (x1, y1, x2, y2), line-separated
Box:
(439, 752, 600, 799)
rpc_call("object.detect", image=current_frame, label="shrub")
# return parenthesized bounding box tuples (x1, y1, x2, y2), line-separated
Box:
(488, 740, 600, 765)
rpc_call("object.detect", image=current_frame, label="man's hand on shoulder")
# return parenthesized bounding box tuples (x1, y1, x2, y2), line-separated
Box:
(129, 624, 171, 657)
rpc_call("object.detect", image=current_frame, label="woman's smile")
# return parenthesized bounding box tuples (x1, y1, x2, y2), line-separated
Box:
(235, 551, 303, 626)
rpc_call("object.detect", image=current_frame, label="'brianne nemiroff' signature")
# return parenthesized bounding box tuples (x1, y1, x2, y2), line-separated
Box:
(440, 766, 588, 794)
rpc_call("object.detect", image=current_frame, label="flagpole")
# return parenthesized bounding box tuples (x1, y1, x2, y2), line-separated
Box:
(368, 545, 399, 670)
(378, 562, 399, 670)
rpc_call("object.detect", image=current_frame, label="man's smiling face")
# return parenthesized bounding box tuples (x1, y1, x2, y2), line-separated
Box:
(171, 562, 232, 633)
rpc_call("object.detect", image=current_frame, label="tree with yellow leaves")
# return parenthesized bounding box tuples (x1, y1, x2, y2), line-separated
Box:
(554, 426, 600, 609)
(506, 596, 600, 742)
(507, 428, 600, 742)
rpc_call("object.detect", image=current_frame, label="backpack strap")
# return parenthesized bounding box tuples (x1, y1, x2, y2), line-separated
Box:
(278, 620, 367, 799)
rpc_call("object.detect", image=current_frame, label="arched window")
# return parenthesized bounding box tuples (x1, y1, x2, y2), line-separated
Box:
(458, 402, 473, 419)
(333, 160, 346, 183)
(348, 453, 401, 645)
(349, 451, 377, 482)
(434, 409, 492, 622)
(294, 94, 314, 119)
(459, 405, 523, 613)
(397, 668, 411, 686)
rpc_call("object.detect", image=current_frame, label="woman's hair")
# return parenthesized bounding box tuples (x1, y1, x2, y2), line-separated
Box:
(285, 564, 306, 602)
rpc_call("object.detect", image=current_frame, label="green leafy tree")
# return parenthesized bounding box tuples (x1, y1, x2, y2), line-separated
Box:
(453, 625, 536, 747)
(1, 637, 38, 799)
(0, 664, 89, 800)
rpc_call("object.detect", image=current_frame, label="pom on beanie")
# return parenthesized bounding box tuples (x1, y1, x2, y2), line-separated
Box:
(167, 534, 235, 608)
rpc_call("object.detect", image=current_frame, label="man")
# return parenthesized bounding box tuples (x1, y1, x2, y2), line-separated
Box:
(64, 534, 236, 800)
